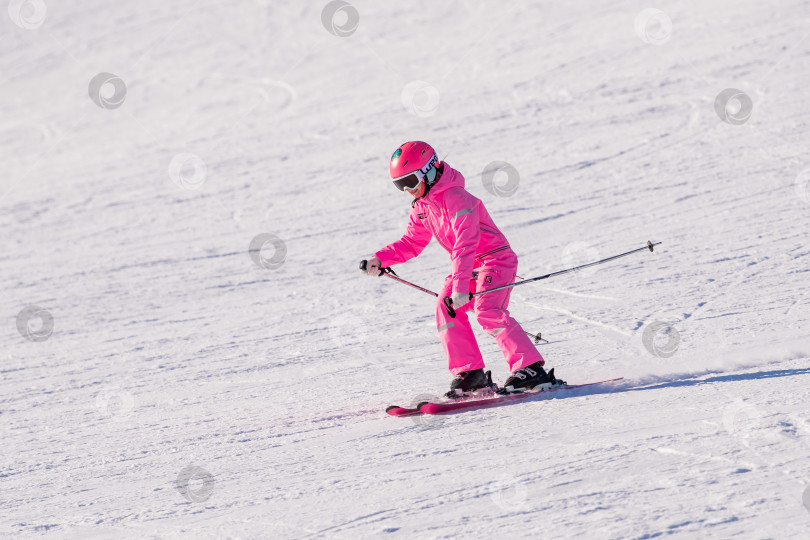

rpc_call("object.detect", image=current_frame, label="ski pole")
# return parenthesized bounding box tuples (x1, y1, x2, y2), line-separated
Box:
(359, 260, 547, 344)
(378, 266, 437, 296)
(443, 240, 662, 317)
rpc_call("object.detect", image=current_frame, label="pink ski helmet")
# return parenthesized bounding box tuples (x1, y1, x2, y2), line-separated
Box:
(389, 141, 440, 191)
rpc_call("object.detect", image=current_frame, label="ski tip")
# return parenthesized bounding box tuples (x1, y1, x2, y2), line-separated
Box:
(386, 406, 418, 416)
(418, 401, 443, 414)
(386, 405, 427, 416)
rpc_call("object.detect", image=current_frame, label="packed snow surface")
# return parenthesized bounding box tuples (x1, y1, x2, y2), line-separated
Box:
(2, 1, 810, 538)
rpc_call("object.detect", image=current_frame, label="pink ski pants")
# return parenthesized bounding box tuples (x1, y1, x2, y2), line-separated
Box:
(436, 251, 545, 375)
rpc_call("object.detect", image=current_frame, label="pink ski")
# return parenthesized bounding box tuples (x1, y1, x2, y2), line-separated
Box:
(417, 377, 623, 415)
(385, 405, 422, 417)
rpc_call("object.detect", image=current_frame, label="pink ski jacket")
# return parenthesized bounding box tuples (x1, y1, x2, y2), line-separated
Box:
(375, 163, 513, 293)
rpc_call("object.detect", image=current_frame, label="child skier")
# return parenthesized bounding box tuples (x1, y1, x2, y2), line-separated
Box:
(362, 141, 557, 398)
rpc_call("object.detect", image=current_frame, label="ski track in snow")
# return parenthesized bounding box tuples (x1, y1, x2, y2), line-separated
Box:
(2, 0, 810, 538)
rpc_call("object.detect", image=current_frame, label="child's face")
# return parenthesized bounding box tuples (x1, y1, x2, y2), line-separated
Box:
(405, 181, 425, 198)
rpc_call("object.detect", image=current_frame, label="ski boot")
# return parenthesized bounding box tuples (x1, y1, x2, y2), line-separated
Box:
(497, 362, 564, 395)
(444, 369, 496, 399)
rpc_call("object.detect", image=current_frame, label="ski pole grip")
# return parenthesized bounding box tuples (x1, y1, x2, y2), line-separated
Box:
(443, 296, 457, 318)
(359, 259, 385, 277)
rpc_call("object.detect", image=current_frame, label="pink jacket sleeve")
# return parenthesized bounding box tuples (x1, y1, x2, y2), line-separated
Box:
(445, 188, 481, 292)
(374, 206, 432, 267)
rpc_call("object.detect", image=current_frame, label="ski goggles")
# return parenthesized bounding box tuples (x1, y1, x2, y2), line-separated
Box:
(392, 153, 439, 191)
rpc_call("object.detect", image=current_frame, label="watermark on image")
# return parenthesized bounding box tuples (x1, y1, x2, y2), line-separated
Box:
(481, 161, 520, 198)
(714, 88, 753, 125)
(722, 399, 763, 442)
(561, 242, 600, 277)
(721, 399, 788, 452)
(309, 296, 371, 352)
(321, 0, 359, 37)
(249, 233, 287, 270)
(8, 0, 46, 29)
(401, 81, 440, 117)
(794, 168, 810, 205)
(641, 320, 680, 358)
(328, 310, 371, 349)
(409, 393, 447, 430)
(719, 399, 810, 493)
(88, 72, 127, 110)
(719, 398, 800, 468)
(176, 464, 215, 503)
(283, 334, 320, 360)
(16, 305, 54, 342)
(489, 471, 528, 511)
(168, 153, 207, 190)
(634, 8, 672, 45)
(95, 387, 135, 421)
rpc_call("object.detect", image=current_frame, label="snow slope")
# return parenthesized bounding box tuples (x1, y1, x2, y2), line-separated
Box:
(2, 0, 810, 537)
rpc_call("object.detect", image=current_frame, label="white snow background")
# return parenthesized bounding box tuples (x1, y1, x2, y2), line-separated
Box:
(2, 0, 810, 538)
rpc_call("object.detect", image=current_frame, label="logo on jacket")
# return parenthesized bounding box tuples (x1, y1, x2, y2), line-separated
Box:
(417, 212, 427, 219)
